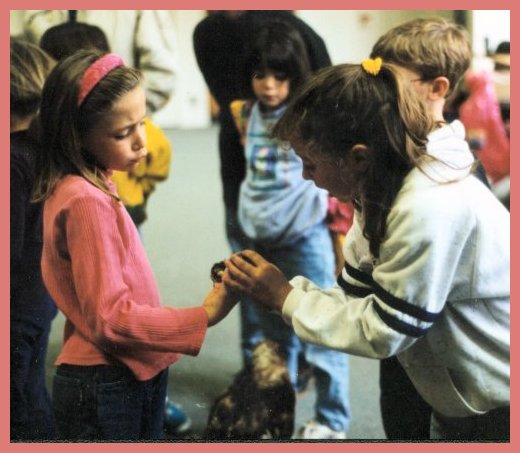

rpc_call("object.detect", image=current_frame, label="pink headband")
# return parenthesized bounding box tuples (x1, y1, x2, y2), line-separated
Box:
(77, 53, 125, 106)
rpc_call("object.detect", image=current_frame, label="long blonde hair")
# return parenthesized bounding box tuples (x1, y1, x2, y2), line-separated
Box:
(10, 38, 54, 130)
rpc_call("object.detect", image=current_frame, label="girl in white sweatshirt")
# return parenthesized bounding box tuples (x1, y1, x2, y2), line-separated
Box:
(224, 60, 510, 441)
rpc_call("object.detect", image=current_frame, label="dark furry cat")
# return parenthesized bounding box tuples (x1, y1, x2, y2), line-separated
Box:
(205, 339, 295, 440)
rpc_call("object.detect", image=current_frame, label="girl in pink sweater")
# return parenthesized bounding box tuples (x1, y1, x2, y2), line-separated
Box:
(32, 50, 238, 441)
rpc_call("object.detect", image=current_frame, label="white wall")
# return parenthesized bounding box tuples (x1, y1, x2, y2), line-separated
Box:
(296, 10, 454, 64)
(472, 9, 510, 57)
(151, 11, 210, 129)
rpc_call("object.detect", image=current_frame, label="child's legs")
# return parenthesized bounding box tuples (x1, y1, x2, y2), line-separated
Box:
(379, 356, 431, 440)
(305, 344, 350, 432)
(297, 222, 350, 431)
(430, 407, 510, 441)
(226, 206, 264, 366)
(140, 368, 169, 438)
(53, 365, 167, 440)
(239, 298, 265, 366)
(10, 319, 55, 440)
(260, 222, 351, 430)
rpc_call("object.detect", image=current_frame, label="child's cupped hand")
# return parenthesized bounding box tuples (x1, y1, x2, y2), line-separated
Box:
(222, 250, 293, 313)
(203, 281, 240, 327)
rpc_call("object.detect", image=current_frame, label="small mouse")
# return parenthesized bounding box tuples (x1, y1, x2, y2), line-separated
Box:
(210, 254, 255, 283)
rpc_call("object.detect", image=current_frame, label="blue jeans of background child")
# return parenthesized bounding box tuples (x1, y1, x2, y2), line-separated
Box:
(10, 314, 56, 440)
(53, 364, 168, 440)
(237, 220, 351, 433)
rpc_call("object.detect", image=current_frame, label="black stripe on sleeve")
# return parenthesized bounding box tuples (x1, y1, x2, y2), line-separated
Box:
(336, 274, 372, 298)
(342, 261, 440, 323)
(373, 302, 428, 338)
(344, 261, 374, 286)
(373, 285, 439, 323)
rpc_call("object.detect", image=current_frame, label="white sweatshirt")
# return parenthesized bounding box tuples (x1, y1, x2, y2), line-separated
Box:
(282, 121, 510, 417)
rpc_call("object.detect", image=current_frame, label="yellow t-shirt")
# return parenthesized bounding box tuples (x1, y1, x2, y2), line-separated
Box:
(111, 118, 172, 225)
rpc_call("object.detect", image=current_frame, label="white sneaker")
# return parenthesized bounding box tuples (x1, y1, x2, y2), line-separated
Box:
(297, 420, 347, 440)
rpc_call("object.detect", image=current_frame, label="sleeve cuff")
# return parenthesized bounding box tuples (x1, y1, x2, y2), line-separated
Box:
(281, 286, 306, 325)
(172, 306, 209, 356)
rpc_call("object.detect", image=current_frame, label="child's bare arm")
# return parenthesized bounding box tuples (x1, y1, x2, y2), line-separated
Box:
(202, 282, 239, 327)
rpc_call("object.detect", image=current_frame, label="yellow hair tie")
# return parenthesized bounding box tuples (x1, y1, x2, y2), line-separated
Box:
(361, 57, 382, 76)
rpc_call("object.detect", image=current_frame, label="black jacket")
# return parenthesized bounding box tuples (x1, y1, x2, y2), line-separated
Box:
(10, 131, 57, 325)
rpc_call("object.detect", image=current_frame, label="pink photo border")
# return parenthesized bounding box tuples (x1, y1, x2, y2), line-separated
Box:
(3, 1, 514, 451)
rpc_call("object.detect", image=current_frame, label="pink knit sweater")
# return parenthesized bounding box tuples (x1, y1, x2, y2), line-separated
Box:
(42, 175, 208, 381)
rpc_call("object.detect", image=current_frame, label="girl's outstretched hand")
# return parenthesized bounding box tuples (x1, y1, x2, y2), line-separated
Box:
(222, 250, 293, 313)
(202, 281, 240, 327)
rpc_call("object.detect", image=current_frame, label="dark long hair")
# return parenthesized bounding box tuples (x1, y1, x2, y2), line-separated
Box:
(273, 62, 435, 257)
(242, 19, 311, 100)
(32, 50, 143, 201)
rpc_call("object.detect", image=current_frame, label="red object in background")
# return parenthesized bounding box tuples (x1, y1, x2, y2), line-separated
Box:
(327, 197, 354, 235)
(458, 70, 510, 183)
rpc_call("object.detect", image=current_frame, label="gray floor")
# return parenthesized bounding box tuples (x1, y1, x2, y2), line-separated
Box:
(45, 125, 386, 441)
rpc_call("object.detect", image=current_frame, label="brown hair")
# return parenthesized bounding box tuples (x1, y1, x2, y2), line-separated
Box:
(370, 18, 472, 96)
(10, 38, 54, 129)
(40, 21, 110, 60)
(273, 62, 434, 257)
(32, 49, 143, 201)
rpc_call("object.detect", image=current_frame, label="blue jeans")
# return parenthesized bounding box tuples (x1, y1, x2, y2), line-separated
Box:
(53, 365, 168, 440)
(236, 219, 351, 432)
(10, 315, 56, 440)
